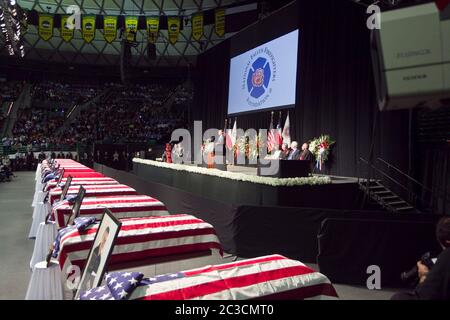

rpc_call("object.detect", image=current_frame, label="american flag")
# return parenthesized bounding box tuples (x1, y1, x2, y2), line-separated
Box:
(79, 271, 144, 300)
(79, 285, 114, 300)
(52, 195, 168, 228)
(56, 214, 223, 274)
(45, 177, 118, 192)
(61, 171, 105, 178)
(129, 255, 338, 300)
(267, 116, 275, 152)
(49, 184, 138, 205)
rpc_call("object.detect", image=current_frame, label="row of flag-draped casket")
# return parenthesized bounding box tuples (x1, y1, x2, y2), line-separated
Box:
(54, 214, 223, 274)
(38, 160, 223, 270)
(37, 159, 338, 300)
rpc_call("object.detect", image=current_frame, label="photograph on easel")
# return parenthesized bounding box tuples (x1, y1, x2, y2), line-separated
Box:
(66, 185, 86, 226)
(74, 209, 121, 300)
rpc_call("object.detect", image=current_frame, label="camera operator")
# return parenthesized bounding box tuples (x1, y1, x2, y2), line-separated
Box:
(392, 216, 450, 300)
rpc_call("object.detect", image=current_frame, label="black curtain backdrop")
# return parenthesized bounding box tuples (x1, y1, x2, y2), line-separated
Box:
(193, 0, 410, 178)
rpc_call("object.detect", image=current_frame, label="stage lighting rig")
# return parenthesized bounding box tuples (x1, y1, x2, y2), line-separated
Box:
(0, 0, 26, 57)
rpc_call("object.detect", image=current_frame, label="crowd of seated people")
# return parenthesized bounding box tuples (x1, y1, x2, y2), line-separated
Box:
(0, 81, 24, 104)
(0, 81, 24, 131)
(62, 83, 190, 145)
(12, 107, 67, 148)
(6, 81, 191, 154)
(31, 81, 101, 104)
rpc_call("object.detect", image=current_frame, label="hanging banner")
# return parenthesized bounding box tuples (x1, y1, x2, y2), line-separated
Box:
(82, 15, 96, 43)
(103, 16, 117, 43)
(191, 13, 204, 41)
(60, 15, 74, 42)
(146, 16, 159, 44)
(125, 16, 138, 42)
(167, 16, 180, 45)
(38, 14, 53, 41)
(215, 8, 225, 37)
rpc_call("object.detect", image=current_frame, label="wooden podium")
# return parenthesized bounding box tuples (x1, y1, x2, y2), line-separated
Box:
(257, 160, 311, 178)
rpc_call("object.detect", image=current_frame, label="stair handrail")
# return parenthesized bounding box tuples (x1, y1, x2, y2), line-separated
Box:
(376, 157, 450, 203)
(359, 157, 411, 195)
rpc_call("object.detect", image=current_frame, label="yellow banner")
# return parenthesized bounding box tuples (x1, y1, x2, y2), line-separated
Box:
(82, 15, 96, 43)
(38, 14, 53, 41)
(146, 16, 159, 44)
(191, 13, 204, 41)
(125, 16, 138, 42)
(167, 16, 180, 45)
(103, 16, 117, 43)
(215, 8, 225, 37)
(60, 15, 74, 42)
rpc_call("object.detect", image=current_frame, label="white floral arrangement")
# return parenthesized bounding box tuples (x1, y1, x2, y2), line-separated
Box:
(133, 158, 332, 187)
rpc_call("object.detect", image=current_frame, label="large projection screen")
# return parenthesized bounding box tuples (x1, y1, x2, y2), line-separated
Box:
(227, 29, 299, 116)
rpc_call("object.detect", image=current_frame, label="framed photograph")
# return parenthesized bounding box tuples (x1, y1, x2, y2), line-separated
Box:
(60, 175, 73, 202)
(74, 209, 122, 300)
(66, 185, 86, 226)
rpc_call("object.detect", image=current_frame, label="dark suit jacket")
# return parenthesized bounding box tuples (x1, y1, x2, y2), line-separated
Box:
(280, 150, 290, 160)
(86, 245, 102, 276)
(287, 149, 300, 160)
(300, 149, 313, 161)
(415, 247, 450, 300)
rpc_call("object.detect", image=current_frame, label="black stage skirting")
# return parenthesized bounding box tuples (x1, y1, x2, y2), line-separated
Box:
(95, 163, 441, 286)
(132, 161, 360, 209)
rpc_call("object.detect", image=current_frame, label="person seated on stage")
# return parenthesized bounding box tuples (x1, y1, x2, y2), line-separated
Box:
(279, 143, 290, 160)
(287, 141, 301, 160)
(299, 143, 313, 161)
(391, 216, 450, 300)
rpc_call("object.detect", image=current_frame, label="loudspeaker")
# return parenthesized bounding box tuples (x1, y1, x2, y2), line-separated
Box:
(120, 39, 132, 83)
(147, 43, 156, 60)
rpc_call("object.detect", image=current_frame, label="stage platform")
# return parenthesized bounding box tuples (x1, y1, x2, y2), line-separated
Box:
(94, 161, 441, 287)
(131, 159, 361, 209)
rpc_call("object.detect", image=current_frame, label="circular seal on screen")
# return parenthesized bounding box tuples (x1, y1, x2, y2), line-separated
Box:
(247, 57, 271, 99)
(242, 47, 277, 108)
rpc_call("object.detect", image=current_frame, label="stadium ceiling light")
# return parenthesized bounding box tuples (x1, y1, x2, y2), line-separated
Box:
(0, 0, 26, 57)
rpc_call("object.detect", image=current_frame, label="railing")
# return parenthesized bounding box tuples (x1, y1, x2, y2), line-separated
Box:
(358, 156, 449, 214)
(375, 157, 450, 214)
(358, 157, 417, 205)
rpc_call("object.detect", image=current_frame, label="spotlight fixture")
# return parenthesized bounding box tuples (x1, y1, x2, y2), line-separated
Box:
(0, 0, 26, 57)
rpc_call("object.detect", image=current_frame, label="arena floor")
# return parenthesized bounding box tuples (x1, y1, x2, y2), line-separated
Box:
(0, 171, 401, 300)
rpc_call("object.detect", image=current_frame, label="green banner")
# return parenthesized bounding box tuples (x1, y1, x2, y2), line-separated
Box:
(103, 16, 117, 43)
(38, 14, 53, 41)
(215, 8, 225, 37)
(191, 13, 204, 41)
(146, 16, 159, 44)
(60, 15, 74, 42)
(125, 16, 138, 42)
(167, 16, 180, 45)
(82, 15, 96, 43)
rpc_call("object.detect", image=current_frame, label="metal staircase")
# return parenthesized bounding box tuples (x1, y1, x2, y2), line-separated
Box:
(359, 157, 449, 215)
(359, 179, 417, 214)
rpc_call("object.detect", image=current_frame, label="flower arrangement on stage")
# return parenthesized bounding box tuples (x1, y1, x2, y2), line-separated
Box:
(308, 134, 335, 171)
(235, 135, 259, 162)
(133, 158, 332, 187)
